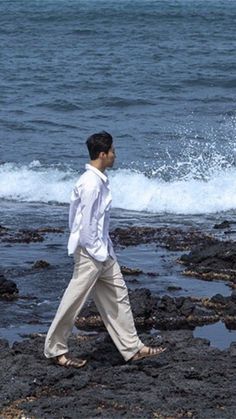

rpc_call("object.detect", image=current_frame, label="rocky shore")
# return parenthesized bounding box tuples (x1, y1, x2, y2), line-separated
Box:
(1, 223, 236, 418)
(77, 287, 236, 332)
(0, 327, 236, 418)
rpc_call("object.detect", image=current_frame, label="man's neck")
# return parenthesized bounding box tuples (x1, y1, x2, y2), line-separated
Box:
(89, 160, 105, 173)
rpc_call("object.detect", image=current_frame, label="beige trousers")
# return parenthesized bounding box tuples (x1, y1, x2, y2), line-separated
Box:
(44, 247, 144, 361)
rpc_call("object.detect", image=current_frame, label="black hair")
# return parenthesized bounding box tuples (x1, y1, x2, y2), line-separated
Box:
(86, 131, 113, 160)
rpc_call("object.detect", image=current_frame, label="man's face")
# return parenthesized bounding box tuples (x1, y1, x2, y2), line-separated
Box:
(102, 145, 116, 168)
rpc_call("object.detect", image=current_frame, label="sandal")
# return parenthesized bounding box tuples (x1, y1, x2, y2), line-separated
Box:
(131, 346, 166, 362)
(53, 354, 87, 368)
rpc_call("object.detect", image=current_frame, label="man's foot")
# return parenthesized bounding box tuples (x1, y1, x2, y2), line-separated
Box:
(52, 354, 87, 368)
(131, 345, 166, 362)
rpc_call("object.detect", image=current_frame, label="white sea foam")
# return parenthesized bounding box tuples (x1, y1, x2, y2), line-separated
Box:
(110, 169, 236, 214)
(0, 161, 73, 204)
(0, 161, 236, 214)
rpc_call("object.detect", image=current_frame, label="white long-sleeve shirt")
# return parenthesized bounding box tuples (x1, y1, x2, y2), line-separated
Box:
(67, 164, 116, 262)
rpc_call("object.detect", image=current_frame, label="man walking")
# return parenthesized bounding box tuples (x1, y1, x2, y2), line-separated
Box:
(44, 131, 166, 367)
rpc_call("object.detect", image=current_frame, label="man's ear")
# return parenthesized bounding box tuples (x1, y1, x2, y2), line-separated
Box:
(99, 151, 106, 159)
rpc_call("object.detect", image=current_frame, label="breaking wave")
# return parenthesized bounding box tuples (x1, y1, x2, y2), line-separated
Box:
(1, 160, 236, 215)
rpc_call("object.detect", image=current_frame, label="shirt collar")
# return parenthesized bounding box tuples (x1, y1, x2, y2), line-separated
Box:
(85, 164, 108, 183)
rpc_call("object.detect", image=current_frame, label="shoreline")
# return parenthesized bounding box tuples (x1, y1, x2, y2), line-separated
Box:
(1, 222, 236, 338)
(1, 222, 236, 417)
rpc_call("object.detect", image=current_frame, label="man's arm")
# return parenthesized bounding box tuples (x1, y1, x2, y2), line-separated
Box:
(79, 186, 109, 262)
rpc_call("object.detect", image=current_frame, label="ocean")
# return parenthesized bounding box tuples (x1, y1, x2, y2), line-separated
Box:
(0, 0, 236, 346)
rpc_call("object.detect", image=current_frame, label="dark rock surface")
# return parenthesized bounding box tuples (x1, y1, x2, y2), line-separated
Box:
(0, 274, 19, 299)
(213, 220, 231, 229)
(0, 225, 64, 244)
(120, 266, 143, 275)
(32, 260, 51, 269)
(180, 241, 236, 285)
(76, 288, 231, 332)
(37, 227, 64, 234)
(76, 289, 155, 330)
(0, 330, 235, 418)
(167, 285, 182, 291)
(0, 225, 10, 235)
(202, 293, 236, 330)
(111, 226, 217, 251)
(1, 229, 45, 243)
(0, 222, 236, 417)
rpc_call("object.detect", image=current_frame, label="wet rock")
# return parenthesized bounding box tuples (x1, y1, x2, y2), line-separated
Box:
(126, 278, 139, 284)
(151, 295, 218, 330)
(229, 342, 236, 356)
(184, 268, 235, 282)
(211, 293, 228, 305)
(181, 241, 236, 282)
(175, 296, 186, 309)
(231, 290, 236, 302)
(213, 220, 231, 229)
(0, 339, 10, 352)
(158, 295, 178, 314)
(76, 289, 219, 332)
(76, 286, 236, 333)
(1, 332, 236, 418)
(121, 266, 143, 275)
(146, 271, 159, 277)
(200, 294, 236, 329)
(0, 274, 19, 299)
(1, 229, 44, 244)
(37, 227, 64, 234)
(129, 288, 155, 318)
(0, 226, 64, 244)
(76, 288, 156, 330)
(32, 260, 51, 269)
(167, 285, 182, 291)
(0, 225, 10, 235)
(191, 305, 215, 317)
(179, 299, 195, 316)
(224, 316, 236, 330)
(111, 226, 217, 251)
(203, 294, 235, 313)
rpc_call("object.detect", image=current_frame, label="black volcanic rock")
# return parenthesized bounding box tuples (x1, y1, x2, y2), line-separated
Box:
(213, 220, 231, 229)
(0, 225, 64, 244)
(76, 288, 156, 330)
(200, 292, 236, 329)
(0, 274, 18, 299)
(76, 289, 219, 332)
(111, 226, 217, 251)
(0, 331, 236, 418)
(32, 260, 51, 269)
(120, 265, 143, 275)
(180, 241, 236, 283)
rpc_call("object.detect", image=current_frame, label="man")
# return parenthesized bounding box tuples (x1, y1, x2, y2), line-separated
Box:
(44, 131, 166, 367)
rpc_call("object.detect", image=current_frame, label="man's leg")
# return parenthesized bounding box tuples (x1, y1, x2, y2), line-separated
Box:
(91, 257, 145, 361)
(44, 248, 102, 359)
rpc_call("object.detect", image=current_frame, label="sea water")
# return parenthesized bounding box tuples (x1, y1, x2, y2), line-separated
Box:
(0, 0, 236, 345)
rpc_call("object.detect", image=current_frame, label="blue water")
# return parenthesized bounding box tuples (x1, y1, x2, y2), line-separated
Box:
(1, 0, 236, 169)
(1, 0, 236, 213)
(0, 0, 236, 346)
